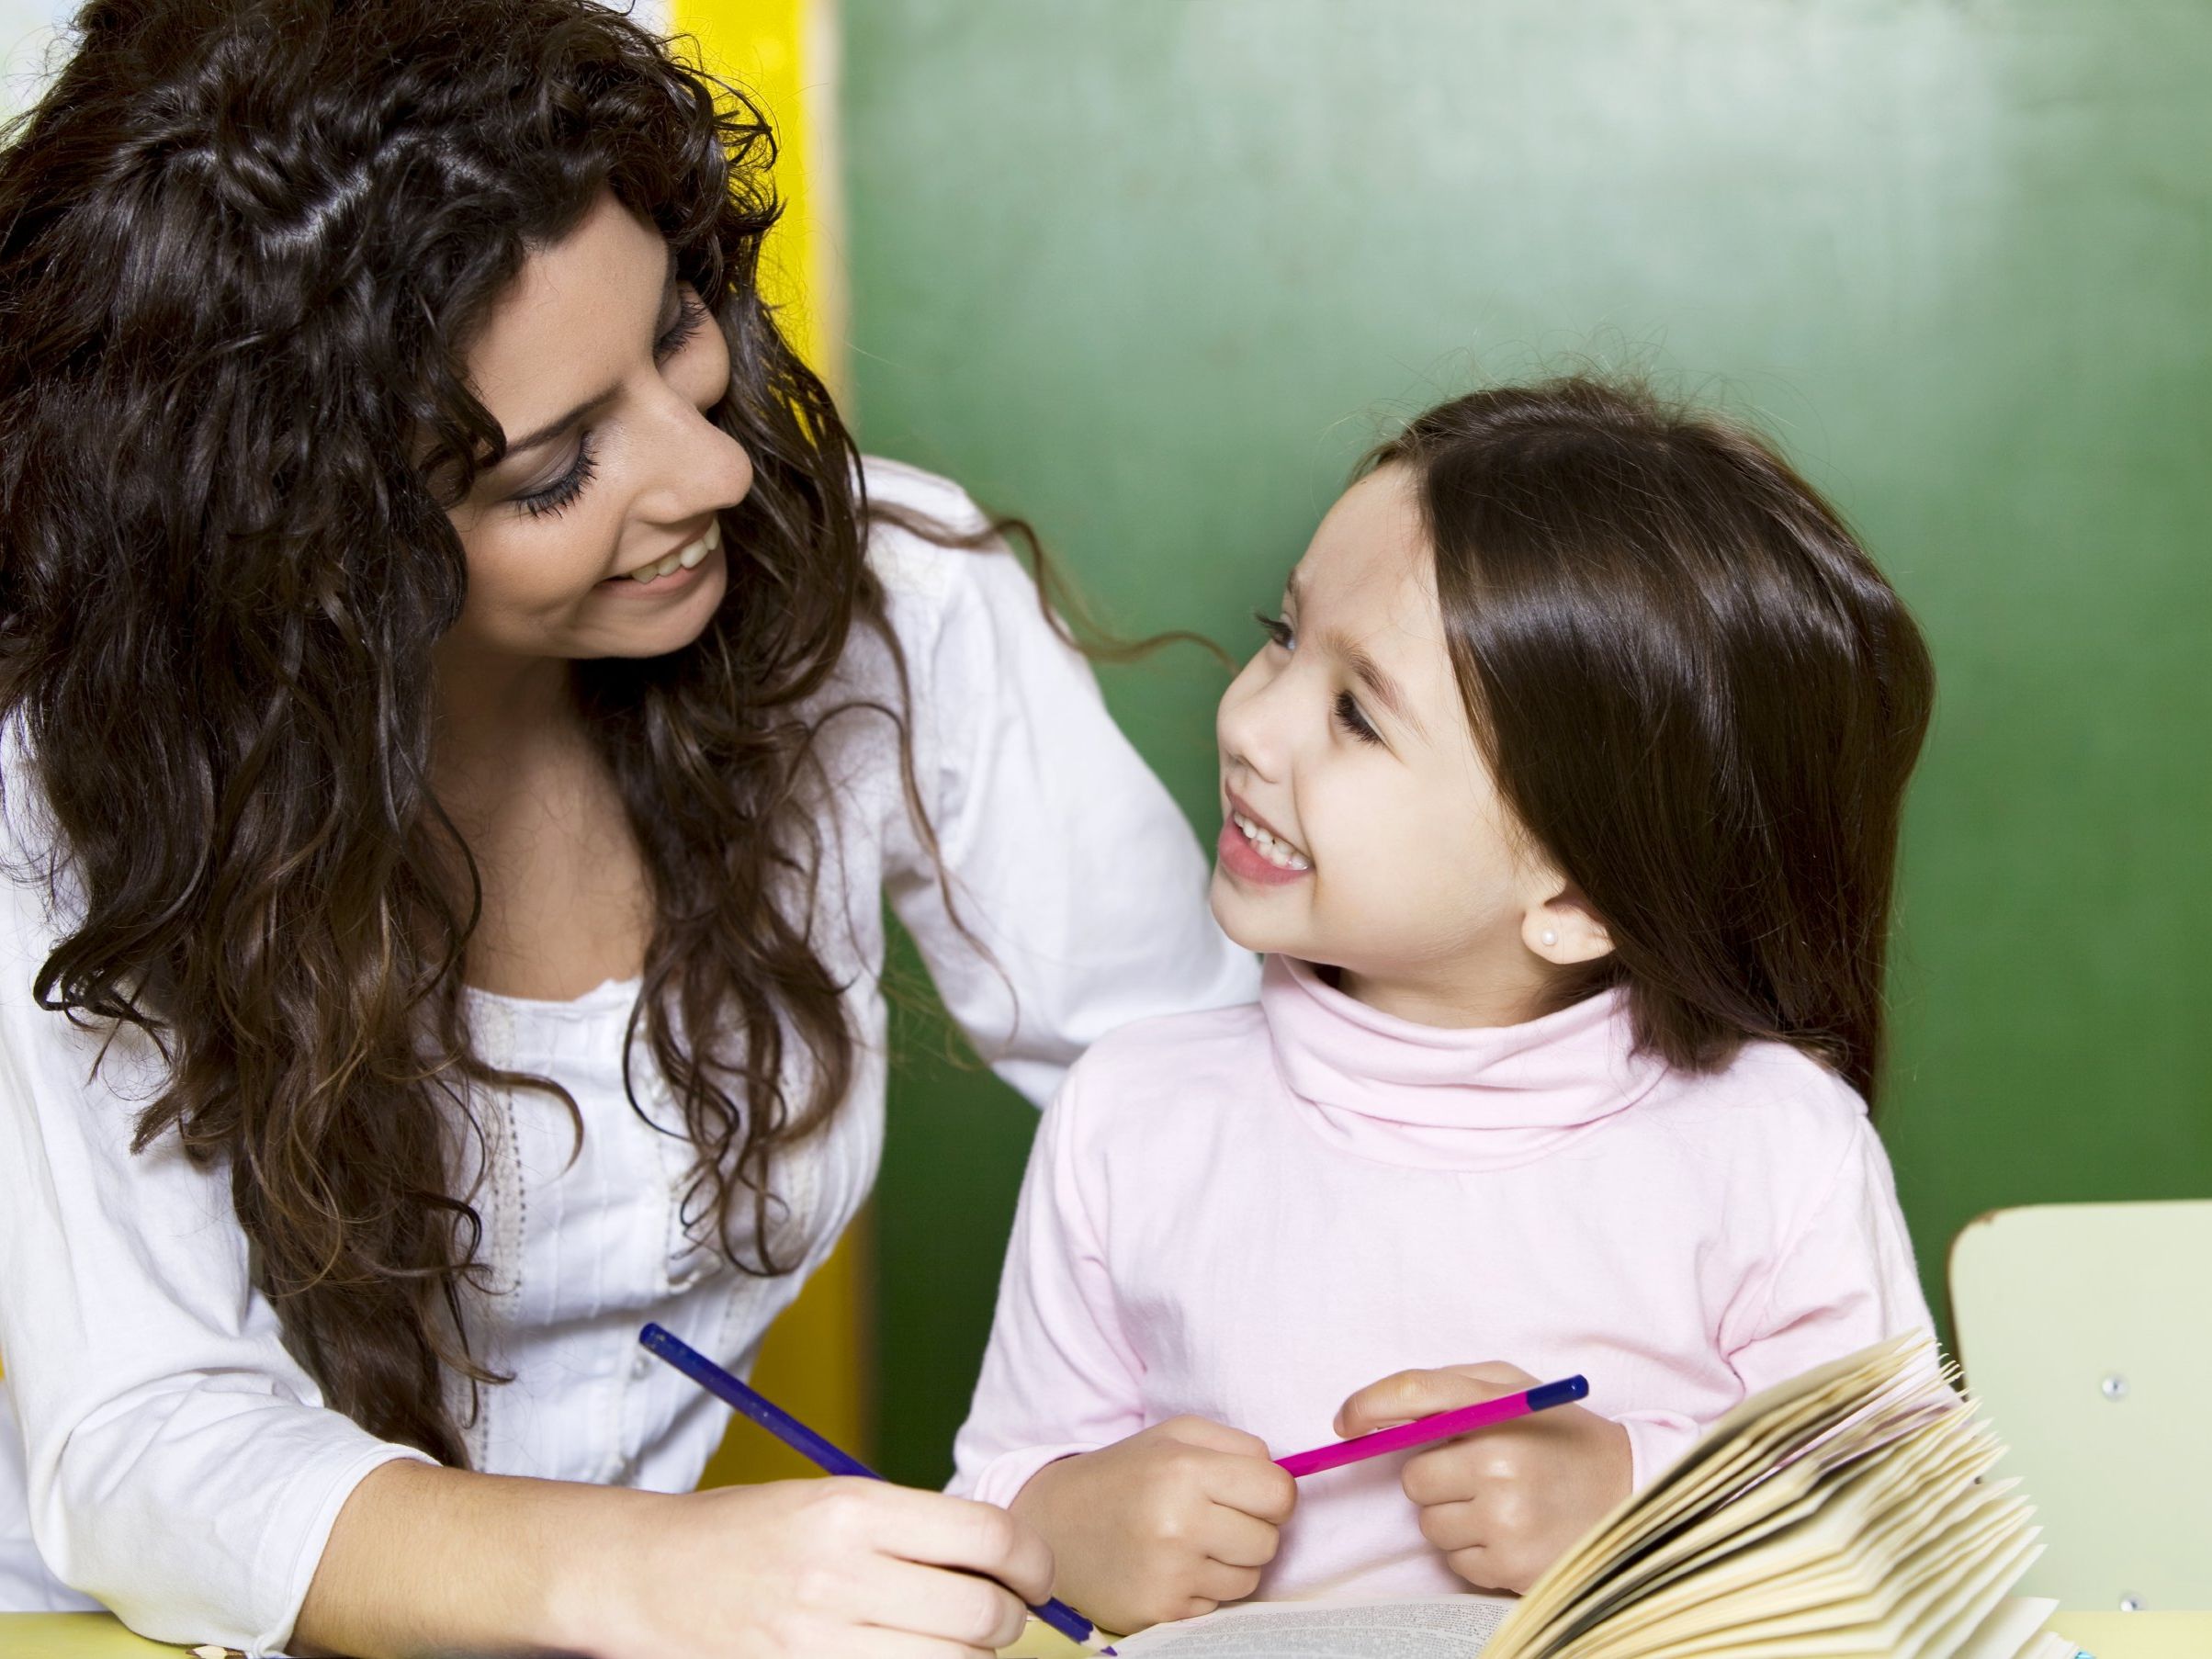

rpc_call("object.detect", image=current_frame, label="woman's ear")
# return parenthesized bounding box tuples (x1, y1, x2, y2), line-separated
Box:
(1521, 884, 1614, 966)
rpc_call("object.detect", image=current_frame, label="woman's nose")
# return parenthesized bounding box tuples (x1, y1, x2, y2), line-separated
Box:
(687, 412, 753, 516)
(645, 392, 754, 525)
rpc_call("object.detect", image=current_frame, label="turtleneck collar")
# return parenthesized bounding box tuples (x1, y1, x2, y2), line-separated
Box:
(1258, 954, 1669, 1171)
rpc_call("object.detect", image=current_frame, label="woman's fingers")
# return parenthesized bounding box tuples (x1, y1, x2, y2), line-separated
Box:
(862, 1484, 1057, 1608)
(847, 1556, 1032, 1653)
(837, 1630, 999, 1659)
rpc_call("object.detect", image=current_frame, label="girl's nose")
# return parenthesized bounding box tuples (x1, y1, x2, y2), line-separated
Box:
(1217, 658, 1290, 782)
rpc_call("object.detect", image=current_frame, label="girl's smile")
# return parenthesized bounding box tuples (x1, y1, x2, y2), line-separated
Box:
(1218, 793, 1314, 885)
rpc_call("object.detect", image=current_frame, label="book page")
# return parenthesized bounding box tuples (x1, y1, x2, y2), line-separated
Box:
(1492, 1340, 1927, 1656)
(1113, 1595, 1516, 1657)
(1950, 1597, 2059, 1659)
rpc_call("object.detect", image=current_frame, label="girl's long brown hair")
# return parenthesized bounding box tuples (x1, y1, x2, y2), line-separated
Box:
(0, 0, 916, 1464)
(1372, 378, 1935, 1104)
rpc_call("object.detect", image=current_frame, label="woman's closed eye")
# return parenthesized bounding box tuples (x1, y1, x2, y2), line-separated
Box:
(653, 290, 708, 362)
(515, 436, 599, 520)
(510, 291, 713, 521)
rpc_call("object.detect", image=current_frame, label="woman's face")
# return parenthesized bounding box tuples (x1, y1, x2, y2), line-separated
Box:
(441, 191, 752, 669)
(1210, 466, 1609, 1024)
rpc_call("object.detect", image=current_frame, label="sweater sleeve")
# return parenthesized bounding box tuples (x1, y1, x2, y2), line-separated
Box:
(0, 849, 430, 1653)
(867, 460, 1258, 1109)
(948, 1064, 1147, 1507)
(1725, 1115, 1934, 1398)
(1623, 1110, 1932, 1490)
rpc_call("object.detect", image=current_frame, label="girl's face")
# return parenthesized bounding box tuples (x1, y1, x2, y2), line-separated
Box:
(440, 191, 752, 671)
(1211, 466, 1609, 1025)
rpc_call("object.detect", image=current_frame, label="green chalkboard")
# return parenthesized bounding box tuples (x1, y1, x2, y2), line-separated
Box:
(843, 0, 2212, 1487)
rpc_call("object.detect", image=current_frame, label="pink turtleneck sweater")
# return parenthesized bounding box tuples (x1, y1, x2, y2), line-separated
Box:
(950, 956, 1931, 1602)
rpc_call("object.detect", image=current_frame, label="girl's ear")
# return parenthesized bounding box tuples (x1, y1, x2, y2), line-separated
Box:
(1522, 884, 1614, 966)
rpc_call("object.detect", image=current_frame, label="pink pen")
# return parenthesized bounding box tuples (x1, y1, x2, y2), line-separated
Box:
(1276, 1375, 1591, 1478)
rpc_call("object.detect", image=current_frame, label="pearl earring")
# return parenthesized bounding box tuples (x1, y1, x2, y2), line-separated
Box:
(1540, 929, 1559, 948)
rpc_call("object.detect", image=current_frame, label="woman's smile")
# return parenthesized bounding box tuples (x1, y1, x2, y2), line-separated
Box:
(598, 519, 722, 592)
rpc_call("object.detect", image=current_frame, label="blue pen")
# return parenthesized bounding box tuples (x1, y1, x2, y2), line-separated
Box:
(640, 1323, 1114, 1654)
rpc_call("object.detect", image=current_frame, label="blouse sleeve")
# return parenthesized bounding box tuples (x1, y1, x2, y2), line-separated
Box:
(947, 1064, 1146, 1506)
(0, 841, 430, 1653)
(867, 461, 1259, 1106)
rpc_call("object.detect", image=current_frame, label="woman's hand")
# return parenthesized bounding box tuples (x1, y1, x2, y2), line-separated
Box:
(1009, 1417, 1297, 1635)
(300, 1461, 1054, 1659)
(1334, 1361, 1630, 1595)
(577, 1476, 1056, 1658)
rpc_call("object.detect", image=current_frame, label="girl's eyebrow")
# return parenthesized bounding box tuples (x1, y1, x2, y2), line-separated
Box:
(1286, 568, 1426, 738)
(1324, 632, 1423, 738)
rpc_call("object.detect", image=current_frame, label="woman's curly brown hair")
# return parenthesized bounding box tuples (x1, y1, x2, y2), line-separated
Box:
(0, 0, 908, 1464)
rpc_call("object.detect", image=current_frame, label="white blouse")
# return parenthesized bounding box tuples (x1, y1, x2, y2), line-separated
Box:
(0, 459, 1259, 1654)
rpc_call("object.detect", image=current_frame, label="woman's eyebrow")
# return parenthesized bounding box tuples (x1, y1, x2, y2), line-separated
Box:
(499, 248, 682, 459)
(502, 387, 619, 458)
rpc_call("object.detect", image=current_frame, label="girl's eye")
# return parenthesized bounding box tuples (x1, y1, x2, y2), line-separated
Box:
(1335, 690, 1382, 745)
(655, 292, 708, 361)
(514, 433, 599, 520)
(1255, 610, 1294, 650)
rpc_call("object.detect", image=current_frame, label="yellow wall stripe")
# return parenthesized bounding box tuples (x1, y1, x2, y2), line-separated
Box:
(671, 0, 849, 399)
(666, 0, 873, 1485)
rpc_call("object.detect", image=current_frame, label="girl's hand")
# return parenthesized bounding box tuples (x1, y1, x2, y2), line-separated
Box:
(570, 1476, 1056, 1658)
(1334, 1361, 1630, 1595)
(1008, 1416, 1297, 1635)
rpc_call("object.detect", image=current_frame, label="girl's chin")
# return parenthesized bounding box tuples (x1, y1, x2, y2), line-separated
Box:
(1208, 874, 1297, 955)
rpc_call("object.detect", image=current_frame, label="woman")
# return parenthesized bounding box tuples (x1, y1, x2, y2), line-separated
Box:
(0, 2, 1255, 1653)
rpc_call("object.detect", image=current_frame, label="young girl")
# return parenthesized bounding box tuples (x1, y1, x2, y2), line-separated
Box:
(951, 378, 1937, 1636)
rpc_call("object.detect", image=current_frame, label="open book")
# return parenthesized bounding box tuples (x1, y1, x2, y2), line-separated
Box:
(1095, 1337, 2066, 1659)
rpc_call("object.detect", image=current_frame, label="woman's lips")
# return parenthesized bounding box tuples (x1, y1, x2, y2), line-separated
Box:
(598, 542, 719, 593)
(601, 519, 723, 589)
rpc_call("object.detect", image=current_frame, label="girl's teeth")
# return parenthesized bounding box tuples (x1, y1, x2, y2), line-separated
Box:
(1234, 811, 1311, 872)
